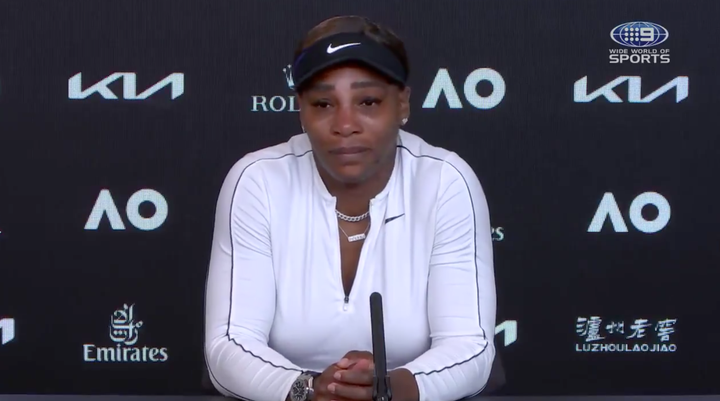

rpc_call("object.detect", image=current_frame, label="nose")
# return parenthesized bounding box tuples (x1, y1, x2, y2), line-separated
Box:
(331, 104, 361, 137)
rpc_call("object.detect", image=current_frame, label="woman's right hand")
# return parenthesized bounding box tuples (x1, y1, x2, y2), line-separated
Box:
(313, 363, 346, 401)
(312, 351, 375, 401)
(313, 354, 375, 401)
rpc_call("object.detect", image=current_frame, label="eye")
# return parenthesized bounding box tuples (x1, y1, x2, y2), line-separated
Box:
(360, 97, 382, 107)
(311, 100, 331, 108)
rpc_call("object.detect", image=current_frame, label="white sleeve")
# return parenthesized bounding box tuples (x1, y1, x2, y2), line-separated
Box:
(396, 154, 497, 401)
(204, 157, 303, 401)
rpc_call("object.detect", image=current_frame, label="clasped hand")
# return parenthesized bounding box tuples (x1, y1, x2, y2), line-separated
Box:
(314, 350, 376, 401)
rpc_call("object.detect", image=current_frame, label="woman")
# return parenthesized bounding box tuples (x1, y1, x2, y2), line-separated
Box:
(205, 15, 496, 401)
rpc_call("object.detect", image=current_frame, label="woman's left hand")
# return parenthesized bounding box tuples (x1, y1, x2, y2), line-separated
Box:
(327, 351, 375, 400)
(337, 350, 373, 366)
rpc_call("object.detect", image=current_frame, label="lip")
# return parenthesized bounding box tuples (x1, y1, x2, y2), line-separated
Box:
(329, 146, 370, 155)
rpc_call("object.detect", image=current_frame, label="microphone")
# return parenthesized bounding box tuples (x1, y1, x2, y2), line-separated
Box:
(370, 292, 392, 401)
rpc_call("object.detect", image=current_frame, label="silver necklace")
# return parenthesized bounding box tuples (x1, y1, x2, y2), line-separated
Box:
(339, 224, 370, 242)
(336, 209, 369, 222)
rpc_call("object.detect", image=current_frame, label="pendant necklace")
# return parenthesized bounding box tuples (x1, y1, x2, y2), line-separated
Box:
(339, 224, 370, 242)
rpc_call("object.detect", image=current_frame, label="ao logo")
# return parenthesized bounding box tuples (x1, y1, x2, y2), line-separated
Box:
(422, 68, 506, 110)
(85, 189, 168, 231)
(495, 320, 517, 347)
(0, 318, 14, 345)
(588, 192, 671, 234)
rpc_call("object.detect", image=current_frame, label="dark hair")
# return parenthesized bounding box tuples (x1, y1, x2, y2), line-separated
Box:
(293, 15, 410, 88)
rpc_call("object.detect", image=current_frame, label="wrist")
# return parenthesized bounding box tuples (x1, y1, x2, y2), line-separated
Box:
(308, 371, 321, 397)
(389, 368, 419, 401)
(287, 371, 320, 401)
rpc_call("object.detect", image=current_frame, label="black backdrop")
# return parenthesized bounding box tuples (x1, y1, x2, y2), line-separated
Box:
(1, 0, 719, 396)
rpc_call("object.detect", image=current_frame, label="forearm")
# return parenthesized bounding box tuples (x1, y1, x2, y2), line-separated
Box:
(389, 368, 420, 401)
(206, 335, 302, 401)
(397, 338, 494, 401)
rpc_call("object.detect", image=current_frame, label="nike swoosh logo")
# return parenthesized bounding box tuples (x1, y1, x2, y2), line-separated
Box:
(384, 214, 405, 224)
(327, 43, 360, 54)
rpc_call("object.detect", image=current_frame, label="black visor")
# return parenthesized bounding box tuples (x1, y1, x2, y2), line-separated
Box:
(289, 32, 408, 91)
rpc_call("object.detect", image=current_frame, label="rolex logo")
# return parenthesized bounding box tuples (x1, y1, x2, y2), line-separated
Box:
(283, 64, 295, 90)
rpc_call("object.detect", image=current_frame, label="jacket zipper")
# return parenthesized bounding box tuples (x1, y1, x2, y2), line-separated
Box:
(339, 199, 375, 312)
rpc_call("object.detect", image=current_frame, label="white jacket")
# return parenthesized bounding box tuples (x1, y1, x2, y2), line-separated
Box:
(205, 130, 496, 401)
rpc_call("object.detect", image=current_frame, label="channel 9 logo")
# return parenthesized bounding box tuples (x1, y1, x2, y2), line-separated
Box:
(608, 21, 671, 64)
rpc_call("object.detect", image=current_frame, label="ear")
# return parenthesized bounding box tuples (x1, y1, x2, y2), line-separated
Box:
(299, 115, 306, 132)
(398, 86, 411, 124)
(297, 93, 306, 132)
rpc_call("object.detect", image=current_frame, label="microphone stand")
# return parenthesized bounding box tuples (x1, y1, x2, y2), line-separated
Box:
(373, 373, 392, 401)
(370, 292, 392, 401)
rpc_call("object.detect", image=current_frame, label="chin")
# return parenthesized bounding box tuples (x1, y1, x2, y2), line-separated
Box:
(330, 165, 371, 184)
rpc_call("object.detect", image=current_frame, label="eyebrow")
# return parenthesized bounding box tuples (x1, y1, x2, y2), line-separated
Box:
(306, 80, 388, 93)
